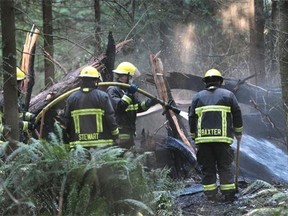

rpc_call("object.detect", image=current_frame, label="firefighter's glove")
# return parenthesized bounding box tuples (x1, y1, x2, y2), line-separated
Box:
(24, 112, 36, 123)
(145, 98, 159, 108)
(127, 84, 138, 95)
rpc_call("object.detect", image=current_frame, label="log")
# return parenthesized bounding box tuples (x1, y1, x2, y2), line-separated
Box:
(166, 72, 283, 113)
(146, 72, 286, 140)
(29, 39, 132, 115)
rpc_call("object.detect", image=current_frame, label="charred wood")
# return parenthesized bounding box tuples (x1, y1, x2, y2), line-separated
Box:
(146, 72, 286, 140)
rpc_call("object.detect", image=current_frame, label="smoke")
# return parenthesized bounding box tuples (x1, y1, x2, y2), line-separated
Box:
(174, 23, 196, 64)
(220, 2, 250, 32)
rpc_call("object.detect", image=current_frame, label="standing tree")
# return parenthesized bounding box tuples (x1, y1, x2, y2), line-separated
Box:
(249, 0, 266, 86)
(1, 0, 20, 150)
(268, 0, 279, 75)
(42, 0, 54, 87)
(94, 0, 101, 53)
(279, 0, 288, 145)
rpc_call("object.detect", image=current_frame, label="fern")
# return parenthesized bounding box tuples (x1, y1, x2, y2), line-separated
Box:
(0, 131, 181, 215)
(74, 184, 91, 215)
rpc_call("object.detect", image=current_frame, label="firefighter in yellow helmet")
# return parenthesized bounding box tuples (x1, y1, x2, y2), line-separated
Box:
(0, 67, 36, 143)
(17, 67, 26, 81)
(106, 62, 158, 149)
(188, 68, 243, 202)
(64, 66, 119, 149)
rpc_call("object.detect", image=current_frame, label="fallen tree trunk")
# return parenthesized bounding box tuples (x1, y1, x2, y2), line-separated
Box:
(146, 72, 286, 140)
(166, 72, 283, 107)
(29, 37, 286, 142)
(29, 39, 131, 115)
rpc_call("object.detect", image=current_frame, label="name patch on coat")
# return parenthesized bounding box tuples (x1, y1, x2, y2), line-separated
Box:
(200, 129, 221, 136)
(79, 133, 99, 141)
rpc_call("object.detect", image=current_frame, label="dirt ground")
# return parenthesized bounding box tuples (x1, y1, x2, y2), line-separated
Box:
(175, 192, 246, 216)
(174, 180, 288, 216)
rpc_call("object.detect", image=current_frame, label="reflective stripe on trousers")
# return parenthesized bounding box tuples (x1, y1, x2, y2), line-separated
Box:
(203, 183, 217, 192)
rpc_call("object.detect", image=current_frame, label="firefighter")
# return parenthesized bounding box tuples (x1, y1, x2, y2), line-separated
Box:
(188, 69, 243, 202)
(64, 66, 119, 149)
(106, 62, 158, 149)
(0, 67, 35, 143)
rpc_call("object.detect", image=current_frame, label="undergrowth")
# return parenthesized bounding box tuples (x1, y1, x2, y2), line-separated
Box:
(0, 127, 182, 215)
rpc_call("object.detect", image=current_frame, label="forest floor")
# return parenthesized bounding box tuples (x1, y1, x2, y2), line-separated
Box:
(174, 179, 288, 216)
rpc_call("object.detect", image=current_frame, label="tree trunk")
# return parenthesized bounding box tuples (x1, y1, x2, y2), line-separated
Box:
(101, 32, 115, 84)
(94, 0, 101, 53)
(149, 54, 196, 153)
(249, 0, 266, 86)
(21, 26, 40, 111)
(42, 0, 55, 87)
(268, 0, 279, 75)
(279, 0, 288, 145)
(1, 0, 19, 149)
(29, 39, 131, 115)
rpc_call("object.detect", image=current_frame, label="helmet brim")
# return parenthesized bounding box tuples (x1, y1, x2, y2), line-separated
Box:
(112, 69, 141, 77)
(202, 76, 223, 83)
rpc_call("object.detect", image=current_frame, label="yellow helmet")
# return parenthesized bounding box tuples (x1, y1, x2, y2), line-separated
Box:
(113, 62, 141, 77)
(203, 69, 223, 82)
(16, 67, 26, 81)
(79, 66, 102, 80)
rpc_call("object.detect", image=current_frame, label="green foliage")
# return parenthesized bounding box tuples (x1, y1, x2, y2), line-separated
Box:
(0, 132, 180, 215)
(0, 0, 255, 90)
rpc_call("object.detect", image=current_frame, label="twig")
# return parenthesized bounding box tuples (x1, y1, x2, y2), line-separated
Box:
(232, 74, 256, 92)
(57, 176, 67, 216)
(154, 120, 168, 135)
(41, 48, 68, 75)
(250, 98, 286, 143)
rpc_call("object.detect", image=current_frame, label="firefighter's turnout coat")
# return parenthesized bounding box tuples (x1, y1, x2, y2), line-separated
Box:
(189, 86, 243, 196)
(0, 91, 35, 143)
(64, 87, 119, 149)
(106, 86, 150, 148)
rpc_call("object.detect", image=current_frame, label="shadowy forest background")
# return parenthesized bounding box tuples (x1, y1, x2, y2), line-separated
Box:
(1, 0, 288, 215)
(1, 0, 288, 144)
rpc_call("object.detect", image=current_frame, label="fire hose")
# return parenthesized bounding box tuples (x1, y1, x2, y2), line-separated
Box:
(35, 82, 189, 138)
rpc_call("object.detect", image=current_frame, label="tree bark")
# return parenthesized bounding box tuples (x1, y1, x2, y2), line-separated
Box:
(29, 39, 131, 115)
(1, 0, 20, 148)
(21, 26, 40, 111)
(268, 0, 279, 75)
(149, 54, 196, 155)
(94, 0, 101, 53)
(42, 0, 55, 87)
(279, 0, 288, 145)
(249, 0, 266, 86)
(101, 32, 115, 85)
(146, 71, 286, 140)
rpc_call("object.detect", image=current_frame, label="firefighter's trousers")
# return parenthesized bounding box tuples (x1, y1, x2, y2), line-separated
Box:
(196, 143, 236, 196)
